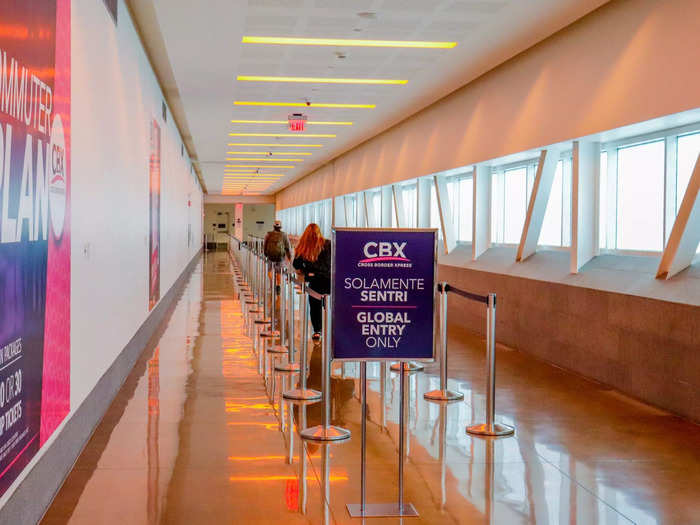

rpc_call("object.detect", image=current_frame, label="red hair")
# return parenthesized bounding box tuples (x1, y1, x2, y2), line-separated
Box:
(295, 223, 324, 262)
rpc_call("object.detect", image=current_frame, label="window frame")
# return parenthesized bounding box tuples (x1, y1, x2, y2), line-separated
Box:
(600, 122, 700, 256)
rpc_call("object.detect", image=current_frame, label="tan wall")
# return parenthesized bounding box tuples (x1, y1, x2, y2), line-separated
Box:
(439, 260, 700, 422)
(276, 0, 700, 209)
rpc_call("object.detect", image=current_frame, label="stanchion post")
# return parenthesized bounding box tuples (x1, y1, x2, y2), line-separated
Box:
(275, 271, 300, 373)
(300, 296, 350, 442)
(360, 362, 367, 513)
(283, 282, 321, 401)
(425, 283, 464, 402)
(466, 293, 514, 437)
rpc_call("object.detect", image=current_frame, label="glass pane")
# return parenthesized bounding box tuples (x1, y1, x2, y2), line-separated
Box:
(539, 161, 563, 246)
(616, 140, 664, 251)
(599, 151, 608, 249)
(676, 132, 700, 253)
(430, 184, 441, 232)
(504, 167, 527, 244)
(491, 171, 504, 243)
(677, 132, 700, 212)
(403, 184, 417, 228)
(456, 178, 473, 241)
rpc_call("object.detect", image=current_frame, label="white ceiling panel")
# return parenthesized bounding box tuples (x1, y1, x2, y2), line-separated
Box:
(142, 0, 610, 196)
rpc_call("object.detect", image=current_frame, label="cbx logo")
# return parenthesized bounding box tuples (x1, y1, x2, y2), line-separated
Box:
(360, 242, 409, 263)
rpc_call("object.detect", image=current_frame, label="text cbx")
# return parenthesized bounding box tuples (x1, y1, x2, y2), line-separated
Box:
(362, 242, 407, 259)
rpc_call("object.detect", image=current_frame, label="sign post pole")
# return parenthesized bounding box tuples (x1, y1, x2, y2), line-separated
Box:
(340, 228, 435, 518)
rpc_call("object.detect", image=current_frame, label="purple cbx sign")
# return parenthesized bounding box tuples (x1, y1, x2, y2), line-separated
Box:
(332, 228, 437, 361)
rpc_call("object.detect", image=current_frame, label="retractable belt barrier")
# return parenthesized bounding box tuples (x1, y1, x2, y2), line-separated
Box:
(431, 282, 514, 437)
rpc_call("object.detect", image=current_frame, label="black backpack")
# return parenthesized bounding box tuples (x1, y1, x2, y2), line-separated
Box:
(265, 231, 286, 262)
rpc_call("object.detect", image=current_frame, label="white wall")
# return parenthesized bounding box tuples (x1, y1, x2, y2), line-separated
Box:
(0, 0, 203, 508)
(69, 0, 202, 408)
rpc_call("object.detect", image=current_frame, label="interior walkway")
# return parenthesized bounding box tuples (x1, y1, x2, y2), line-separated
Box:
(41, 252, 700, 524)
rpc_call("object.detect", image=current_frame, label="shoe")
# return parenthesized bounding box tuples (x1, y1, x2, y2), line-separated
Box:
(312, 332, 321, 342)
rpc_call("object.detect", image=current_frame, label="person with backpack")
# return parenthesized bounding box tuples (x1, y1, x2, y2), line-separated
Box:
(292, 223, 330, 342)
(263, 220, 292, 291)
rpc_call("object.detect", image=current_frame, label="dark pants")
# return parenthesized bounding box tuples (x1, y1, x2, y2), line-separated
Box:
(309, 295, 323, 333)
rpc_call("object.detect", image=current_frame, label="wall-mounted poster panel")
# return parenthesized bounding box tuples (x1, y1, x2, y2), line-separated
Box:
(149, 119, 160, 310)
(0, 0, 71, 497)
(332, 229, 437, 361)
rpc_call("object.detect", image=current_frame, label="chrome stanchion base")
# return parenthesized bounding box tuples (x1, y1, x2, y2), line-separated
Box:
(346, 503, 418, 518)
(424, 389, 464, 402)
(283, 388, 321, 402)
(267, 344, 287, 355)
(275, 362, 301, 373)
(466, 422, 514, 437)
(390, 362, 424, 373)
(299, 424, 350, 442)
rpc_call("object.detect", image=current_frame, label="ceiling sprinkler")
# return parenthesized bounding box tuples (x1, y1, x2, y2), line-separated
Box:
(288, 113, 307, 132)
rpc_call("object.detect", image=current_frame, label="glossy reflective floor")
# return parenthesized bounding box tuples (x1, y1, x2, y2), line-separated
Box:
(42, 252, 700, 524)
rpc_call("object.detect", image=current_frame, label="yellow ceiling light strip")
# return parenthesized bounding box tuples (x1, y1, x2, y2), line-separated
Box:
(226, 157, 303, 162)
(229, 132, 335, 138)
(227, 151, 312, 156)
(230, 119, 352, 125)
(237, 75, 406, 85)
(228, 143, 323, 147)
(234, 101, 374, 109)
(241, 36, 456, 49)
(226, 164, 295, 168)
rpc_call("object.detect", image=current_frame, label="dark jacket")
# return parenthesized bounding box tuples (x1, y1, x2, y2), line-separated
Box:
(293, 239, 331, 294)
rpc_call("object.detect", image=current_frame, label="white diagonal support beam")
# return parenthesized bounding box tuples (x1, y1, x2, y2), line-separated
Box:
(571, 141, 598, 273)
(392, 184, 405, 227)
(472, 165, 491, 260)
(517, 148, 561, 261)
(656, 153, 700, 279)
(434, 175, 457, 254)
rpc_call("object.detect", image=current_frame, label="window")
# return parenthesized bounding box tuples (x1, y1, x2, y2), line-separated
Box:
(402, 182, 417, 228)
(677, 132, 700, 212)
(503, 167, 528, 244)
(345, 194, 356, 227)
(366, 189, 381, 227)
(429, 182, 441, 232)
(447, 175, 473, 242)
(538, 159, 572, 247)
(616, 140, 665, 251)
(599, 151, 608, 249)
(491, 162, 537, 244)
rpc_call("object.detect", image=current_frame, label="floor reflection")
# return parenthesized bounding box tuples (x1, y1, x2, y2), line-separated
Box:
(41, 252, 700, 525)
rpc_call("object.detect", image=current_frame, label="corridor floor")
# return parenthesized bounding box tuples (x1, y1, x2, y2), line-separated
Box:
(41, 252, 700, 524)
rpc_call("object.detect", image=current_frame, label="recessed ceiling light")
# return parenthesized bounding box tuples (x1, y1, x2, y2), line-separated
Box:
(230, 119, 353, 125)
(228, 143, 324, 147)
(229, 133, 336, 138)
(227, 152, 312, 156)
(237, 75, 407, 85)
(234, 101, 374, 109)
(240, 36, 455, 49)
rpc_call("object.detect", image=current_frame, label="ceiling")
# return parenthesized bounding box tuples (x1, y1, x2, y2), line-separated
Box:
(130, 0, 610, 196)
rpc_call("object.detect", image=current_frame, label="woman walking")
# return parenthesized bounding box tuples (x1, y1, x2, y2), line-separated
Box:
(293, 223, 331, 342)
